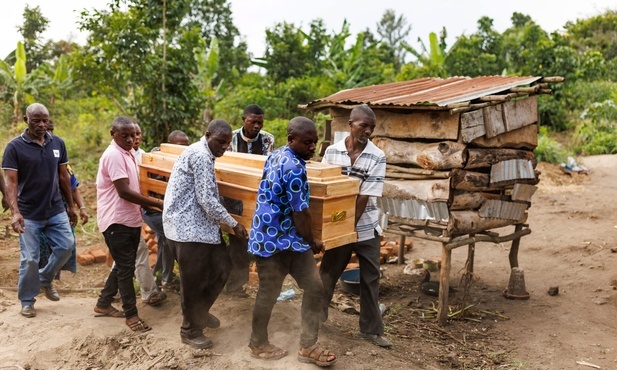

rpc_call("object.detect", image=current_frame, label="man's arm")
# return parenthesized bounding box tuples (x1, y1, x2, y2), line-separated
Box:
(4, 169, 24, 233)
(58, 164, 77, 227)
(354, 195, 370, 227)
(113, 178, 163, 210)
(0, 172, 8, 212)
(72, 187, 89, 224)
(293, 208, 323, 253)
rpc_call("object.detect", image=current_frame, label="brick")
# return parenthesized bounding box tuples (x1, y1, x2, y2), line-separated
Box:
(106, 251, 114, 267)
(147, 253, 157, 269)
(146, 238, 157, 250)
(345, 263, 359, 270)
(248, 271, 259, 286)
(88, 248, 107, 263)
(77, 253, 95, 266)
(349, 253, 357, 264)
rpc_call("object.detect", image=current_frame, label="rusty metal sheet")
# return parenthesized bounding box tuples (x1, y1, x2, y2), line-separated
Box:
(305, 76, 542, 109)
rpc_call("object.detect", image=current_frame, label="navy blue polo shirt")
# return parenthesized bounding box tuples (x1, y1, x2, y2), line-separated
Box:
(2, 130, 69, 220)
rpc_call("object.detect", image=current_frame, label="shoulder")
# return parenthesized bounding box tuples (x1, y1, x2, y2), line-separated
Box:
(260, 131, 275, 140)
(366, 140, 386, 159)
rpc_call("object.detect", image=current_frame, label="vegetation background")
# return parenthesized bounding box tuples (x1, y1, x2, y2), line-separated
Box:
(1, 1, 616, 179)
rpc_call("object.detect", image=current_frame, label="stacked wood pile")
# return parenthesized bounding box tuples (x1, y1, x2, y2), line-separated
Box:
(140, 146, 361, 249)
(327, 79, 561, 237)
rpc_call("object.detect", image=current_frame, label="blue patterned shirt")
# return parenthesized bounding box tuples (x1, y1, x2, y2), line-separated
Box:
(248, 146, 311, 257)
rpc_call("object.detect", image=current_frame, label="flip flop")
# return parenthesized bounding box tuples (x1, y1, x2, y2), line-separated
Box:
(126, 317, 152, 333)
(94, 305, 125, 318)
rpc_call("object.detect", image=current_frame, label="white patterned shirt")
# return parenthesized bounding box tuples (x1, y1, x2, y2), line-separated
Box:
(163, 136, 237, 244)
(322, 139, 386, 242)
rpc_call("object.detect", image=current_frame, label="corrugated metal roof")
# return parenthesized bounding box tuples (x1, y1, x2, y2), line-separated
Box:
(305, 76, 542, 109)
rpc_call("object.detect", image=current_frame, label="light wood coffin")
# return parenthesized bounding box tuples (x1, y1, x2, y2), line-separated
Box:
(139, 144, 360, 249)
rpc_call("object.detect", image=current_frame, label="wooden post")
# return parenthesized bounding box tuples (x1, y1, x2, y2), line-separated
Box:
(398, 235, 406, 265)
(509, 224, 523, 268)
(438, 242, 452, 326)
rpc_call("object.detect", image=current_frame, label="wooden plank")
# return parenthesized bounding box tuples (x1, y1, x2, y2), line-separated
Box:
(483, 104, 506, 138)
(447, 210, 527, 236)
(372, 138, 466, 169)
(330, 107, 460, 140)
(382, 179, 451, 202)
(450, 169, 491, 191)
(450, 191, 507, 210)
(471, 124, 538, 149)
(461, 109, 486, 143)
(503, 95, 537, 132)
(465, 148, 535, 169)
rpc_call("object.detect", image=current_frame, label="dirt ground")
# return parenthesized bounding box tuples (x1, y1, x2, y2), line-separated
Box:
(0, 155, 616, 370)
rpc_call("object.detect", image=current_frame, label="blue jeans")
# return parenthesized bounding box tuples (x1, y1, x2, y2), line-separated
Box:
(19, 212, 75, 306)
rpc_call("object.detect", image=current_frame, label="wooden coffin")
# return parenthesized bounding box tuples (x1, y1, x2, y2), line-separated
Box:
(139, 144, 360, 249)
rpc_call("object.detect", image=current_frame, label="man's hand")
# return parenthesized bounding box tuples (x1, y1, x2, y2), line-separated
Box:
(11, 213, 25, 234)
(79, 208, 89, 225)
(67, 208, 78, 227)
(233, 223, 249, 240)
(310, 240, 324, 254)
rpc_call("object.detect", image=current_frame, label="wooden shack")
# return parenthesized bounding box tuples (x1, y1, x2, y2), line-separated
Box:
(139, 145, 360, 250)
(303, 75, 564, 325)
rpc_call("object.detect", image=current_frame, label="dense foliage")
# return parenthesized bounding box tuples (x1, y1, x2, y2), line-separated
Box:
(1, 3, 616, 172)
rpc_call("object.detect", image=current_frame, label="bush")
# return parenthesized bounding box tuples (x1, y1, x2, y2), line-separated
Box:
(574, 100, 617, 155)
(534, 127, 569, 164)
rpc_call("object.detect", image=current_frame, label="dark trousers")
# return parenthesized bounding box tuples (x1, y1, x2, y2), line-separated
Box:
(225, 233, 252, 293)
(142, 210, 175, 284)
(319, 234, 383, 335)
(251, 250, 323, 348)
(97, 224, 141, 318)
(168, 239, 231, 338)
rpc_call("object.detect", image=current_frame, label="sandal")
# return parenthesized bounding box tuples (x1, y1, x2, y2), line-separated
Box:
(249, 342, 288, 361)
(126, 316, 152, 333)
(298, 343, 337, 367)
(145, 291, 167, 306)
(94, 305, 125, 318)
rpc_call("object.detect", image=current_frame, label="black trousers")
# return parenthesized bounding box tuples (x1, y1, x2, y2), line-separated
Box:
(97, 224, 141, 318)
(225, 233, 253, 293)
(251, 249, 323, 348)
(319, 234, 384, 335)
(168, 239, 231, 338)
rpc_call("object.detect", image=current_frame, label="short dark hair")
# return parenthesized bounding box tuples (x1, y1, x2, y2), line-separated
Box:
(207, 119, 232, 136)
(168, 130, 189, 143)
(287, 116, 316, 137)
(243, 104, 264, 116)
(112, 116, 135, 131)
(350, 104, 376, 122)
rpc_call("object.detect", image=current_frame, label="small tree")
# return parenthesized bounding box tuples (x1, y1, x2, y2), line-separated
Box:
(0, 42, 38, 125)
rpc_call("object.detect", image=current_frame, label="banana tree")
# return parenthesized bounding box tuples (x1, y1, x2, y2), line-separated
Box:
(402, 31, 448, 77)
(0, 42, 38, 125)
(194, 37, 224, 122)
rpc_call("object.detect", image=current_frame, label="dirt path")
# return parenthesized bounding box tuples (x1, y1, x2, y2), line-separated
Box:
(0, 155, 615, 369)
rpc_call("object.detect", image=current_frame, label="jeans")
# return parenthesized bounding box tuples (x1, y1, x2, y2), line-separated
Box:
(251, 250, 323, 348)
(97, 224, 141, 319)
(168, 239, 231, 338)
(142, 210, 175, 284)
(18, 212, 74, 306)
(319, 234, 384, 335)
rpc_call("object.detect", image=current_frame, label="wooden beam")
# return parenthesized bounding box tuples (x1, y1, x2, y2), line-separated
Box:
(372, 138, 466, 169)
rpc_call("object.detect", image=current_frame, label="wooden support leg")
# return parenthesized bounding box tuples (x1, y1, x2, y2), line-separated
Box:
(397, 235, 406, 265)
(438, 243, 451, 326)
(509, 224, 523, 268)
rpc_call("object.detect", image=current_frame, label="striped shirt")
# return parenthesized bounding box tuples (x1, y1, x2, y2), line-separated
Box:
(322, 139, 386, 242)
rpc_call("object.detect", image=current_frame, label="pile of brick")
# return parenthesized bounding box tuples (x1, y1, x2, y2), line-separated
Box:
(78, 223, 160, 267)
(76, 247, 107, 266)
(311, 237, 413, 271)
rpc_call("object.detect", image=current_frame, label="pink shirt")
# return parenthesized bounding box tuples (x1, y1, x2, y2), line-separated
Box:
(96, 140, 142, 233)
